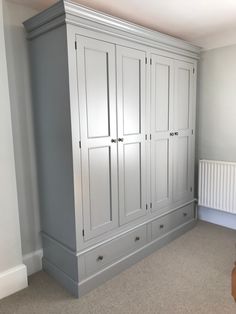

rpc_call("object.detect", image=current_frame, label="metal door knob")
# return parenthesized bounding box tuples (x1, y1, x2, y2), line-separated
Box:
(160, 224, 164, 229)
(170, 132, 174, 136)
(135, 236, 140, 242)
(174, 132, 179, 136)
(118, 138, 124, 142)
(96, 255, 104, 261)
(111, 139, 117, 143)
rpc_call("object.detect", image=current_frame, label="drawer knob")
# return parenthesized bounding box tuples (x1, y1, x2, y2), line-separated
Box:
(183, 212, 187, 217)
(96, 255, 104, 261)
(160, 224, 164, 229)
(135, 236, 140, 242)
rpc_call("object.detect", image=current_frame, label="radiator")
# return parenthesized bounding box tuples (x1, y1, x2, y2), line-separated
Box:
(198, 160, 236, 214)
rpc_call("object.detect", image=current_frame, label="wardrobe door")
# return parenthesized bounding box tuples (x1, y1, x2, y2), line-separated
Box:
(173, 60, 194, 203)
(150, 55, 174, 211)
(116, 45, 147, 225)
(76, 36, 118, 240)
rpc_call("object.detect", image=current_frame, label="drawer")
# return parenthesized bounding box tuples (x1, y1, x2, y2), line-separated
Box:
(177, 203, 195, 225)
(151, 203, 195, 240)
(151, 214, 172, 240)
(84, 225, 147, 277)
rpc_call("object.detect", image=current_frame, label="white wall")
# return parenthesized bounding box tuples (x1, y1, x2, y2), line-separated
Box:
(0, 0, 27, 298)
(197, 44, 236, 229)
(3, 1, 42, 265)
(197, 44, 236, 162)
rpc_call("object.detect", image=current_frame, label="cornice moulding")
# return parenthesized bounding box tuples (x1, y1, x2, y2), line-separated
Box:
(24, 0, 200, 58)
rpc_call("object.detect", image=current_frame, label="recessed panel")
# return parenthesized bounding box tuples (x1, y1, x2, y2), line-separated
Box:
(155, 63, 170, 132)
(176, 68, 190, 130)
(175, 137, 189, 195)
(88, 146, 112, 230)
(122, 57, 141, 135)
(85, 48, 110, 138)
(155, 139, 169, 203)
(124, 143, 141, 216)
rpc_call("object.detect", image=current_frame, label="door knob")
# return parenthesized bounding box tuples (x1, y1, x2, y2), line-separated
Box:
(174, 132, 179, 136)
(135, 236, 140, 242)
(96, 255, 104, 261)
(170, 132, 174, 136)
(118, 138, 124, 142)
(111, 139, 117, 143)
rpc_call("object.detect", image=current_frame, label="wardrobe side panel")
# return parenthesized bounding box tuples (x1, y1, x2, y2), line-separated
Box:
(29, 25, 76, 250)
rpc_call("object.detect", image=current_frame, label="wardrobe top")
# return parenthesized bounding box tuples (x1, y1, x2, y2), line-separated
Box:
(23, 0, 200, 58)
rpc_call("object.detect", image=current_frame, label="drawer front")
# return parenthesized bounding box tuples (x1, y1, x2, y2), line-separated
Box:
(177, 203, 195, 225)
(84, 225, 147, 276)
(151, 214, 172, 239)
(151, 203, 195, 240)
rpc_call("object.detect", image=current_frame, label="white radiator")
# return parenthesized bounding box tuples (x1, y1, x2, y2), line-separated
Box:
(198, 160, 236, 214)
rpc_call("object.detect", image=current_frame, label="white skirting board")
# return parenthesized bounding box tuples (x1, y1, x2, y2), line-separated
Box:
(198, 206, 236, 230)
(0, 264, 28, 300)
(23, 249, 43, 276)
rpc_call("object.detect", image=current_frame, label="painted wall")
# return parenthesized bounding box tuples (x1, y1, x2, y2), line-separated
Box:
(3, 1, 42, 258)
(0, 0, 27, 298)
(198, 206, 236, 230)
(197, 44, 236, 162)
(197, 44, 236, 229)
(0, 0, 22, 272)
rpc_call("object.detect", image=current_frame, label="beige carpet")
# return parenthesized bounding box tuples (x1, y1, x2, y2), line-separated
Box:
(0, 221, 236, 314)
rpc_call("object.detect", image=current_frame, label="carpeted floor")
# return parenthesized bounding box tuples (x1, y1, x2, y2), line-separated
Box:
(0, 221, 236, 314)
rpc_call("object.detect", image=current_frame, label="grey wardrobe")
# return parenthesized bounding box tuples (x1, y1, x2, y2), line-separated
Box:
(24, 0, 200, 297)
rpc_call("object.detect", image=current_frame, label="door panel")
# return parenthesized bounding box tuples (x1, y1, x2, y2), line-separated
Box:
(174, 61, 192, 131)
(175, 67, 190, 130)
(117, 45, 147, 224)
(150, 55, 174, 211)
(173, 133, 193, 202)
(174, 136, 188, 197)
(85, 48, 110, 138)
(88, 146, 112, 229)
(173, 60, 194, 203)
(153, 139, 170, 207)
(122, 57, 141, 135)
(76, 35, 118, 240)
(155, 62, 171, 132)
(123, 143, 142, 217)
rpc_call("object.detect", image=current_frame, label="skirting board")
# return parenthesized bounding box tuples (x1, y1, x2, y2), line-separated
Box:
(43, 219, 196, 297)
(23, 249, 43, 276)
(0, 264, 28, 300)
(198, 206, 236, 230)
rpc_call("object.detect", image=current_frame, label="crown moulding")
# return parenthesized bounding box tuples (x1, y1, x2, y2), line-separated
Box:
(23, 0, 200, 59)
